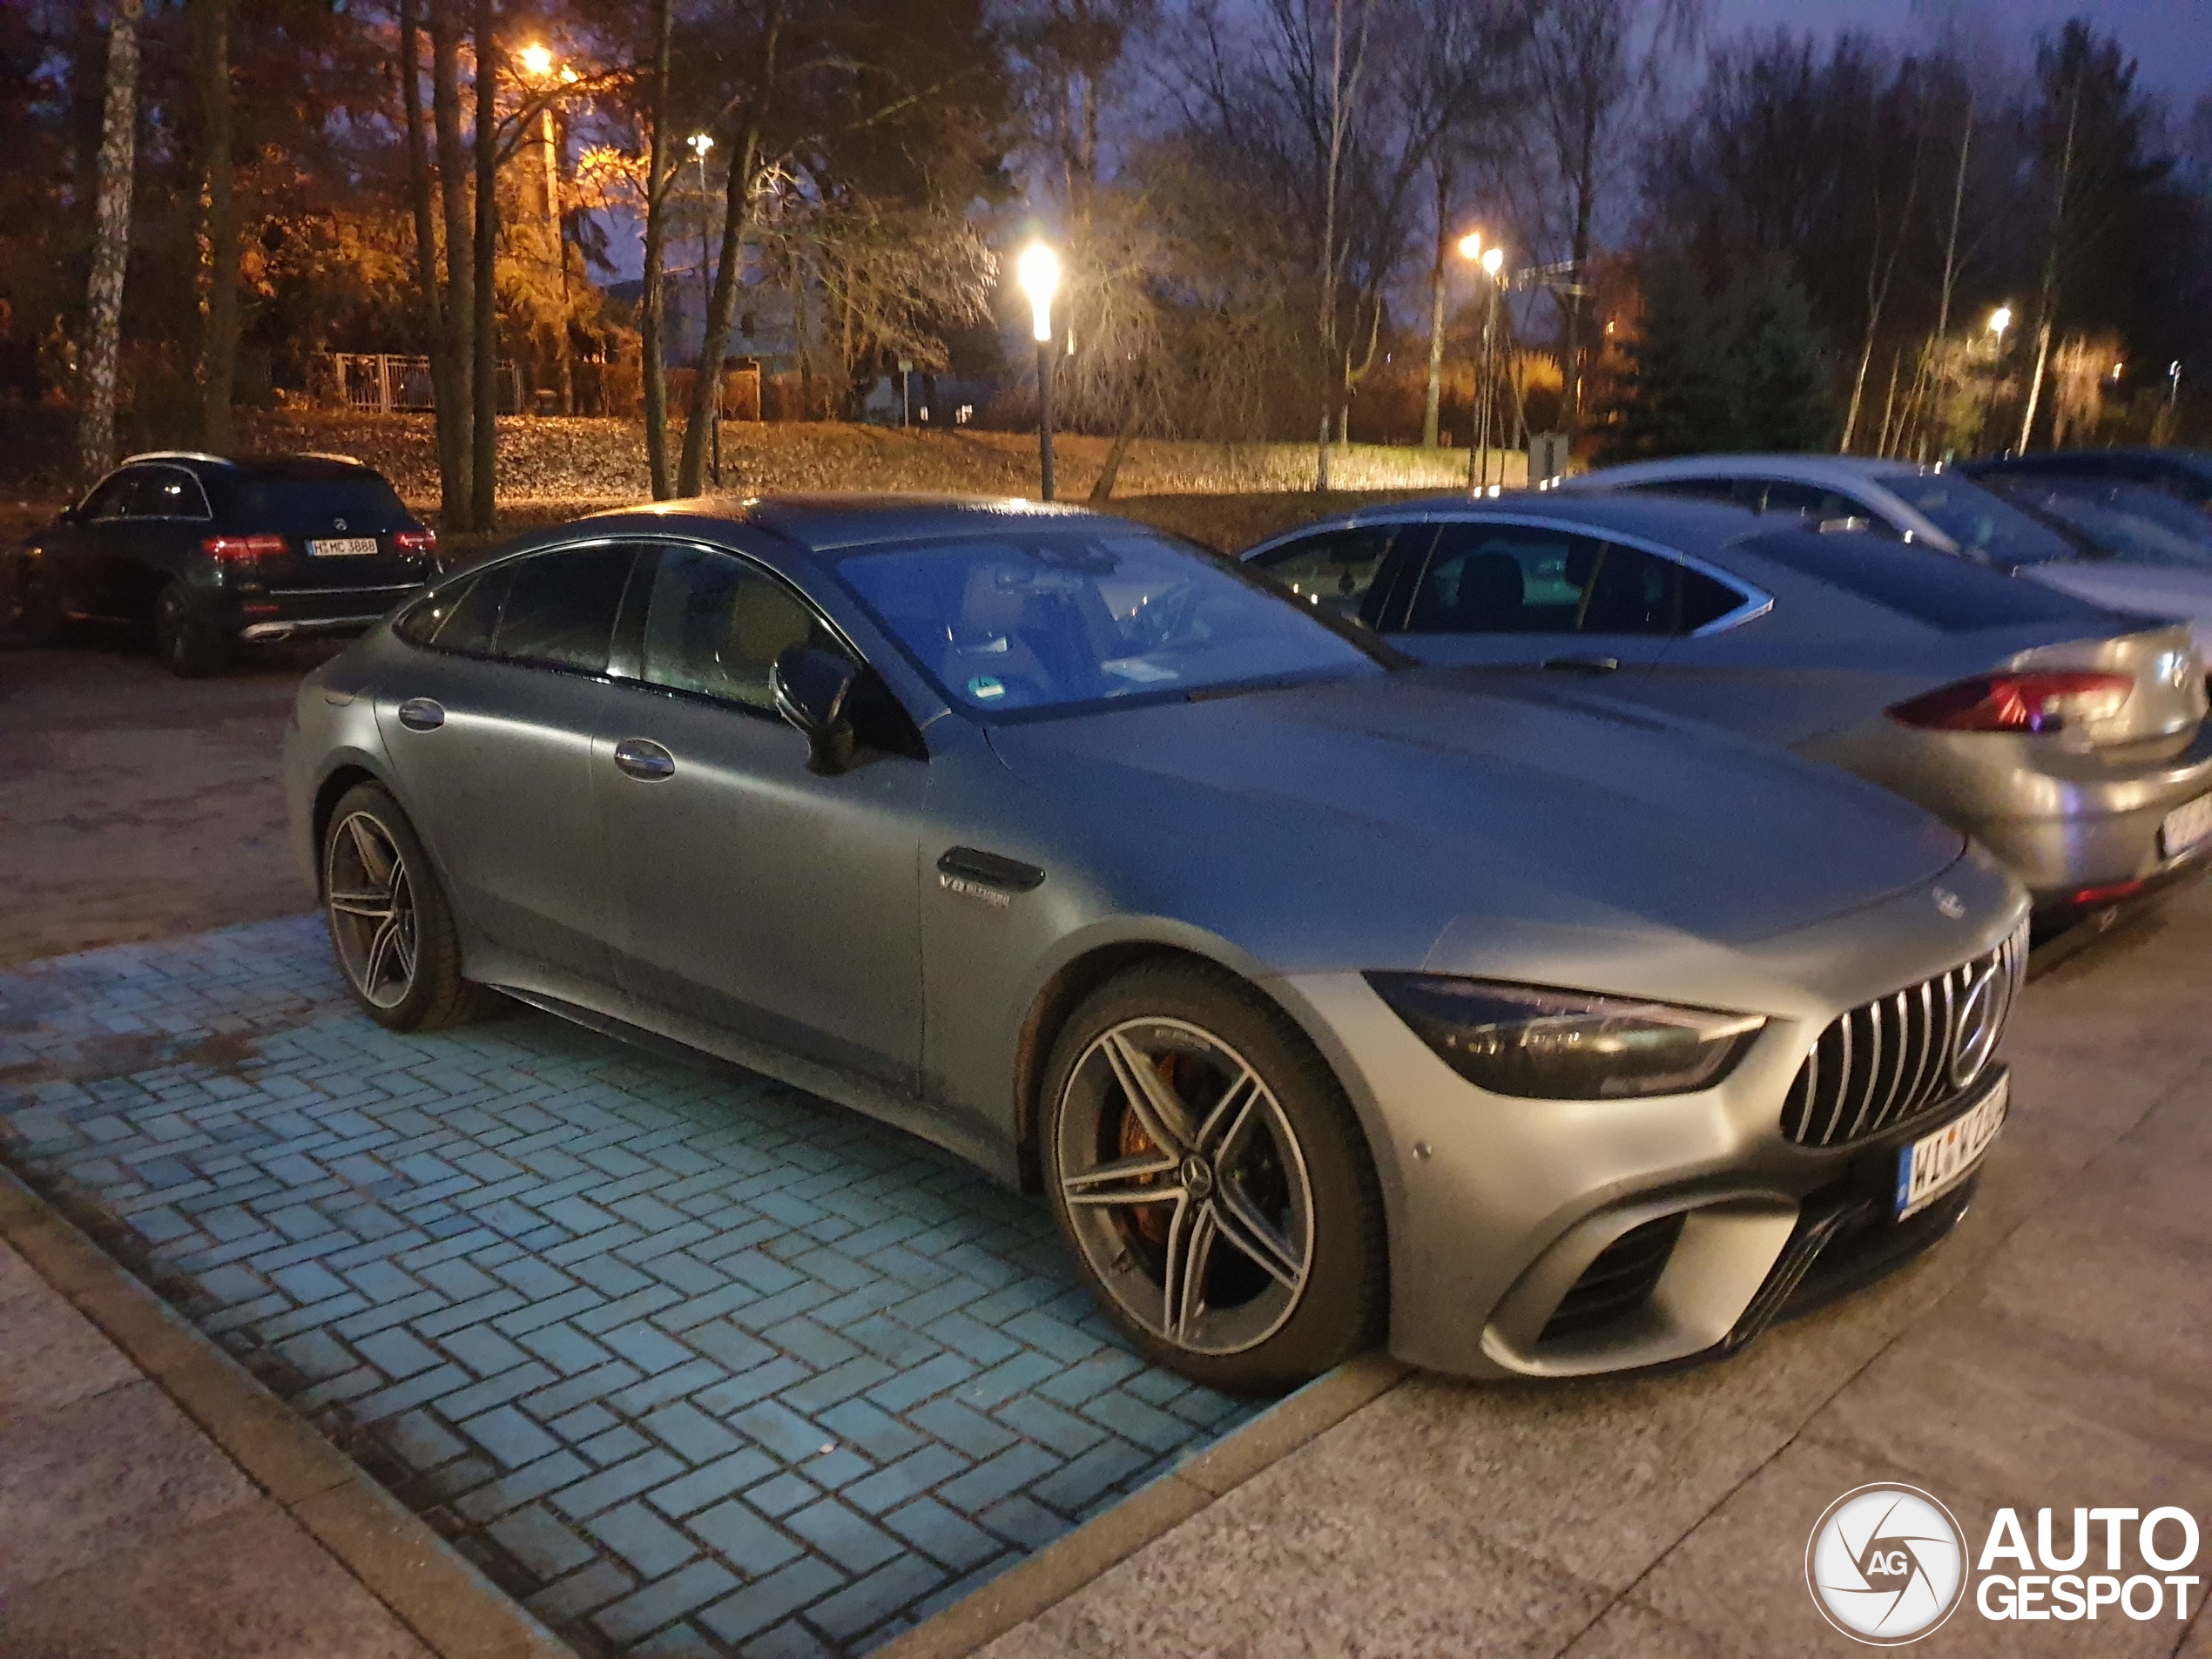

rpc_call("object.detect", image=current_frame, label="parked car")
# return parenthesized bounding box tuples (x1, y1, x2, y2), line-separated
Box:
(1965, 447, 2212, 510)
(1241, 494, 2212, 932)
(1561, 452, 2212, 644)
(288, 495, 2028, 1391)
(1966, 474, 2212, 636)
(12, 451, 437, 676)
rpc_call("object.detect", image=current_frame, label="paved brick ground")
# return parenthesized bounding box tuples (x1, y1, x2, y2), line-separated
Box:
(0, 917, 1254, 1657)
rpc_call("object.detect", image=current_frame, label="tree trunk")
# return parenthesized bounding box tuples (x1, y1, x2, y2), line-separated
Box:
(428, 0, 473, 523)
(1422, 165, 1449, 449)
(1559, 103, 1597, 438)
(193, 0, 238, 453)
(1088, 415, 1138, 505)
(640, 0, 674, 496)
(469, 0, 499, 529)
(678, 0, 783, 498)
(78, 0, 144, 482)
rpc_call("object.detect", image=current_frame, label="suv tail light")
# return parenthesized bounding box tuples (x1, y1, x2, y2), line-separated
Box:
(202, 534, 286, 563)
(1887, 671, 2134, 733)
(394, 529, 437, 558)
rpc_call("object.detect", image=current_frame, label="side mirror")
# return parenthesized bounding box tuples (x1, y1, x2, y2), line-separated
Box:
(771, 644, 860, 775)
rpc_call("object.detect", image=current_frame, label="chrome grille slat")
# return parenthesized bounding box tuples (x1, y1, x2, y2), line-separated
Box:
(1780, 921, 2027, 1149)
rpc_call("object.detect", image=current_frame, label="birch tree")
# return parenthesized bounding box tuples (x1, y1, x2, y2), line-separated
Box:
(78, 0, 144, 480)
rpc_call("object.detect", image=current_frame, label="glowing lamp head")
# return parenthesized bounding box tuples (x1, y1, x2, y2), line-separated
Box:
(1989, 305, 2013, 337)
(1480, 246, 1505, 278)
(688, 132, 712, 158)
(1456, 231, 1483, 261)
(1017, 242, 1061, 343)
(519, 43, 555, 78)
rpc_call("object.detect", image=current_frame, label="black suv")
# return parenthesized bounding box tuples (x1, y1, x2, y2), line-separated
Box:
(14, 451, 437, 676)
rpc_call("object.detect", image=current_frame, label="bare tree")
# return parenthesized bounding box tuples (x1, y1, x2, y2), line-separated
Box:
(640, 0, 677, 498)
(427, 0, 475, 522)
(678, 0, 785, 498)
(469, 0, 500, 529)
(78, 0, 144, 481)
(1309, 0, 1372, 490)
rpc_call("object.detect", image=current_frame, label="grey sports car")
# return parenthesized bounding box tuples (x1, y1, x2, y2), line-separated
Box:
(285, 496, 2028, 1392)
(1243, 495, 2212, 932)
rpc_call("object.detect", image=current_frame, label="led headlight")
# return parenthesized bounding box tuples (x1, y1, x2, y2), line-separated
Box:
(1364, 974, 1765, 1100)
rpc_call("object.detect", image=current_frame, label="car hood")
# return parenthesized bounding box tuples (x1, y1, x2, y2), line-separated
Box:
(2020, 563, 2212, 649)
(983, 670, 1965, 954)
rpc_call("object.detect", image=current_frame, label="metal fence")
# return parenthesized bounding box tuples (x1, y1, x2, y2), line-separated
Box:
(324, 354, 522, 415)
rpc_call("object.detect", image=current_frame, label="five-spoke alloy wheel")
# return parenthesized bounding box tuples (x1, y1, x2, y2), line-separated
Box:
(1044, 962, 1386, 1394)
(321, 780, 491, 1032)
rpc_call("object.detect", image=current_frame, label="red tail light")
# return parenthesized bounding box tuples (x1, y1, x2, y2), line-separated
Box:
(394, 529, 437, 557)
(1887, 671, 2134, 733)
(202, 534, 287, 563)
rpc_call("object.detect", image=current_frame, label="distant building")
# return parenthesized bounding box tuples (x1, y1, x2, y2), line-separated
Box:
(606, 260, 803, 374)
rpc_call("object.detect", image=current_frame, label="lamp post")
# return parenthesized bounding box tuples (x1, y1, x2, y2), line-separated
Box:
(688, 132, 719, 484)
(1016, 241, 1061, 502)
(1457, 234, 1506, 492)
(1985, 305, 2012, 458)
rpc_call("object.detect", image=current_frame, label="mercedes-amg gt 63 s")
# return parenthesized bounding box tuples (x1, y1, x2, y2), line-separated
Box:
(286, 496, 2029, 1392)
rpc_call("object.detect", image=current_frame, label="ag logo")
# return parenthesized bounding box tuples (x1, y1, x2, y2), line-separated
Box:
(1807, 1485, 1966, 1644)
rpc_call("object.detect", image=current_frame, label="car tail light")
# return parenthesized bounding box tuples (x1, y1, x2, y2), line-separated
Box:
(202, 534, 287, 563)
(394, 529, 437, 557)
(1886, 671, 2134, 733)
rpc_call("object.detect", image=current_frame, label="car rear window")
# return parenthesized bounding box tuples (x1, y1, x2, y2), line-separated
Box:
(1735, 529, 2122, 633)
(230, 475, 410, 530)
(1882, 475, 2083, 566)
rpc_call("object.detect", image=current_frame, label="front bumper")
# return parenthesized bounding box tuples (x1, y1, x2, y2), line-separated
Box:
(1273, 867, 2027, 1380)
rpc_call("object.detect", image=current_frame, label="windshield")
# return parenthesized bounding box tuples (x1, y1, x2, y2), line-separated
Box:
(1885, 474, 2084, 567)
(834, 528, 1384, 716)
(2008, 482, 2212, 571)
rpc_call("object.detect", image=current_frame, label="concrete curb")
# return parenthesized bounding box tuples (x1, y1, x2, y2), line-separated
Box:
(0, 1163, 576, 1659)
(873, 1351, 1411, 1659)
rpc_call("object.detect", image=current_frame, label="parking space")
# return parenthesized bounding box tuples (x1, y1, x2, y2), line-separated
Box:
(0, 914, 1254, 1657)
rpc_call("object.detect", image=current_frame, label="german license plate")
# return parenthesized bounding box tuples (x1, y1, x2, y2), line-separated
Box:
(1896, 1074, 2006, 1219)
(2160, 792, 2212, 860)
(308, 536, 379, 558)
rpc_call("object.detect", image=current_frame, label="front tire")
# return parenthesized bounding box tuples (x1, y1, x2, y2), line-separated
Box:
(1042, 961, 1387, 1395)
(154, 580, 227, 678)
(322, 781, 494, 1031)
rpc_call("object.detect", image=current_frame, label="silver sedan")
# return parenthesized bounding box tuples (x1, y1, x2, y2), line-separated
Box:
(285, 496, 2028, 1391)
(1243, 494, 2212, 934)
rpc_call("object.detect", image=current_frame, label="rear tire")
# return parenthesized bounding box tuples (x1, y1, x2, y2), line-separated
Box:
(154, 580, 227, 678)
(322, 780, 496, 1031)
(1042, 960, 1388, 1396)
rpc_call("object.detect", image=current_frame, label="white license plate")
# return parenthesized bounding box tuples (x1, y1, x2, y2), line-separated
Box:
(1896, 1074, 2007, 1219)
(2160, 792, 2212, 860)
(308, 536, 380, 558)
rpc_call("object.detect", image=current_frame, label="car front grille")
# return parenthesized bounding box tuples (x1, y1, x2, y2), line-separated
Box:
(1780, 922, 2027, 1149)
(1541, 1213, 1685, 1341)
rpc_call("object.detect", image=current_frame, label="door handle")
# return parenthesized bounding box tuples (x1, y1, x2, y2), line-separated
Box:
(1541, 654, 1622, 675)
(396, 697, 445, 731)
(612, 738, 676, 781)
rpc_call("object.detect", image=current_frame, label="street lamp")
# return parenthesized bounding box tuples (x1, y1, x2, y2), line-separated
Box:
(519, 44, 571, 412)
(519, 41, 554, 78)
(1984, 306, 2013, 456)
(1016, 240, 1062, 502)
(1460, 235, 1507, 491)
(688, 133, 718, 482)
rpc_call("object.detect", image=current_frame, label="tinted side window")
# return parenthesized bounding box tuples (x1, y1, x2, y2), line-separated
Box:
(142, 467, 209, 518)
(1405, 526, 1592, 633)
(493, 546, 635, 673)
(640, 544, 846, 711)
(1737, 529, 2116, 631)
(82, 473, 142, 522)
(1623, 478, 1739, 507)
(1249, 526, 1399, 624)
(1406, 526, 1741, 637)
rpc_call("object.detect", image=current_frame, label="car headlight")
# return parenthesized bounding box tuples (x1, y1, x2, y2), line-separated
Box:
(1364, 974, 1766, 1099)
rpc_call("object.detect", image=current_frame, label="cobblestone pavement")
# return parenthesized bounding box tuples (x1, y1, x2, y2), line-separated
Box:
(0, 916, 1254, 1658)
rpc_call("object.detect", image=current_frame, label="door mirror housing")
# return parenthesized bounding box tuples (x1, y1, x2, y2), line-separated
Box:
(772, 644, 860, 774)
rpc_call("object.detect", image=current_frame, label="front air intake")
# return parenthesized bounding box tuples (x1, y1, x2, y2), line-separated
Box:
(1540, 1213, 1685, 1341)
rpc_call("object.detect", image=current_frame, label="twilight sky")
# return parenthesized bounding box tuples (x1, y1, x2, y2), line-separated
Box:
(1706, 0, 2210, 105)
